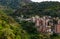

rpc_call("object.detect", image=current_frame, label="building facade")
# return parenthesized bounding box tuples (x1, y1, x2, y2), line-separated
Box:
(31, 16, 60, 34)
(18, 15, 60, 34)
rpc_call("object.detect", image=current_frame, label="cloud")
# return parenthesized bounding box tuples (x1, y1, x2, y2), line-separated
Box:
(31, 0, 60, 2)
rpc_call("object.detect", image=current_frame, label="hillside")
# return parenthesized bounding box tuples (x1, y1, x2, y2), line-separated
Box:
(0, 0, 32, 9)
(13, 1, 60, 18)
(0, 10, 42, 39)
(0, 10, 30, 39)
(0, 1, 60, 39)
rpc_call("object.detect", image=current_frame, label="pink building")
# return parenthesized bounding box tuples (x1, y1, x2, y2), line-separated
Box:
(55, 20, 60, 34)
(31, 16, 60, 34)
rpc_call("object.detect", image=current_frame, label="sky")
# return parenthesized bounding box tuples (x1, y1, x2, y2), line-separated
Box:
(31, 0, 60, 2)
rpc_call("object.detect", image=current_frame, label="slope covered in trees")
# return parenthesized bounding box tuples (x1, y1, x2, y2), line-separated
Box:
(0, 10, 43, 39)
(13, 1, 60, 18)
(0, 10, 51, 39)
(0, 10, 31, 39)
(1, 1, 60, 39)
(0, 0, 32, 9)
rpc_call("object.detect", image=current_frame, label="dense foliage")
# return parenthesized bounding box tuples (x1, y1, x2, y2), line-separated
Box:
(0, 0, 31, 9)
(0, 10, 30, 39)
(0, 1, 60, 39)
(13, 1, 60, 18)
(0, 10, 52, 39)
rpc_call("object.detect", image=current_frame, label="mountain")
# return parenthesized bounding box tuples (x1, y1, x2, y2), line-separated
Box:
(0, 1, 60, 39)
(0, 0, 32, 9)
(12, 1, 60, 18)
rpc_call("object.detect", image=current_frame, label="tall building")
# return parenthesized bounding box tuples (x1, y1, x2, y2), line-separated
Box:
(24, 15, 60, 34)
(31, 16, 60, 34)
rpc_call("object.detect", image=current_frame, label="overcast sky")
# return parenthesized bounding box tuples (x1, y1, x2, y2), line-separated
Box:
(31, 0, 60, 2)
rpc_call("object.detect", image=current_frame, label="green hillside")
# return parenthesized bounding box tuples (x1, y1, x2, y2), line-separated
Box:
(0, 0, 32, 9)
(13, 1, 60, 18)
(0, 10, 30, 39)
(0, 1, 60, 39)
(0, 10, 42, 39)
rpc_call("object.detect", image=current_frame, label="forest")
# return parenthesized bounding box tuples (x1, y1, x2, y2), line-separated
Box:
(0, 0, 60, 39)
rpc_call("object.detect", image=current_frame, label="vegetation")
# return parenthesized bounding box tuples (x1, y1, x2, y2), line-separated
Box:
(0, 10, 51, 39)
(0, 0, 60, 39)
(0, 0, 31, 9)
(13, 1, 60, 18)
(0, 10, 30, 39)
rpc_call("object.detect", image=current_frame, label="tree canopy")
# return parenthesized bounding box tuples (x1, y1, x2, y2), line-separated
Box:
(13, 1, 60, 18)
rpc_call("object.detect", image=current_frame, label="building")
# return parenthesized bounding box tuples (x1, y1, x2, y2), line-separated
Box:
(31, 16, 60, 34)
(17, 15, 60, 34)
(55, 19, 60, 34)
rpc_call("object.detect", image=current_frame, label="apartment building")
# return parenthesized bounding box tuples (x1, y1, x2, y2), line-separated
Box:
(17, 15, 60, 34)
(31, 16, 60, 34)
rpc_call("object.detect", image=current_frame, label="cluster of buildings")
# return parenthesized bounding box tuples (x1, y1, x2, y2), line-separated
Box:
(31, 16, 60, 34)
(16, 15, 60, 34)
